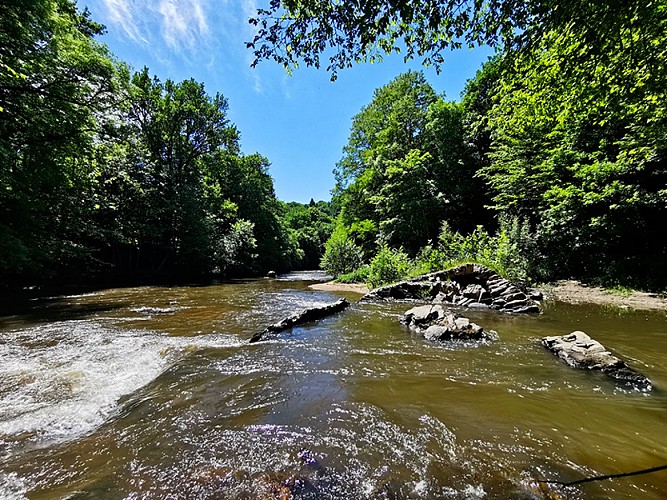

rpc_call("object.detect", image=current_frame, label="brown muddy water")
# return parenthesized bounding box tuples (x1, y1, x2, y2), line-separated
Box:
(1, 271, 666, 499)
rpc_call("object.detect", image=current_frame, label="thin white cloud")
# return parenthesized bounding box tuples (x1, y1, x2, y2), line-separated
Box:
(102, 0, 144, 42)
(240, 0, 264, 93)
(101, 0, 211, 53)
(98, 0, 271, 95)
(156, 0, 210, 52)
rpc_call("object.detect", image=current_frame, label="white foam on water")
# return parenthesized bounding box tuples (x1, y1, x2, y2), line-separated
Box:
(0, 320, 240, 449)
(0, 472, 29, 500)
(276, 270, 331, 281)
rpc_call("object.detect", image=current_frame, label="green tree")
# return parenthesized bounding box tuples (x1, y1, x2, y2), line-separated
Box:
(320, 225, 363, 278)
(479, 24, 667, 286)
(248, 1, 660, 81)
(281, 200, 334, 269)
(0, 0, 117, 283)
(124, 70, 240, 274)
(207, 151, 286, 273)
(332, 71, 484, 255)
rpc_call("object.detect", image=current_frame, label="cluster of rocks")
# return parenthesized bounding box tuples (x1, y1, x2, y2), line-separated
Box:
(362, 263, 541, 314)
(542, 331, 652, 391)
(402, 304, 498, 342)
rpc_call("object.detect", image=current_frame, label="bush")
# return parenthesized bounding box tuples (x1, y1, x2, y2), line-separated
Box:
(320, 228, 363, 278)
(336, 265, 370, 283)
(366, 245, 412, 289)
(411, 244, 448, 276)
(432, 218, 540, 284)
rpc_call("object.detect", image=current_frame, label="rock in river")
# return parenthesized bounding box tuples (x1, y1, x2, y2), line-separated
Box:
(361, 263, 541, 314)
(541, 331, 652, 391)
(402, 304, 498, 342)
(250, 298, 350, 343)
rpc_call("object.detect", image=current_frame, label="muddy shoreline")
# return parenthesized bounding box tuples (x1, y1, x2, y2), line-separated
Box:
(544, 280, 667, 312)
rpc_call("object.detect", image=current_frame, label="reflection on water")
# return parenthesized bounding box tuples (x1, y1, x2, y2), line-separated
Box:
(1, 275, 666, 498)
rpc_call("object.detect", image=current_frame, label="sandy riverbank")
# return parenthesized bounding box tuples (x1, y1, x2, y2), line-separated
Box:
(543, 280, 667, 312)
(309, 282, 370, 294)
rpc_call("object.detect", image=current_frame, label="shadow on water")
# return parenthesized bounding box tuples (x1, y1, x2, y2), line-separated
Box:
(0, 297, 132, 327)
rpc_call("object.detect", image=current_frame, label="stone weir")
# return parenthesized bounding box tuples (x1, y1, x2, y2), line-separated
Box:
(361, 263, 541, 314)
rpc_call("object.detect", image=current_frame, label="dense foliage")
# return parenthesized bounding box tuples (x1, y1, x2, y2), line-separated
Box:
(3, 0, 665, 292)
(248, 1, 659, 80)
(280, 199, 334, 270)
(0, 0, 329, 289)
(311, 2, 667, 289)
(331, 71, 490, 259)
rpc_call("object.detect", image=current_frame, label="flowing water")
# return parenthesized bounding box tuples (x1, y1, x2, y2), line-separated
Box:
(1, 272, 666, 499)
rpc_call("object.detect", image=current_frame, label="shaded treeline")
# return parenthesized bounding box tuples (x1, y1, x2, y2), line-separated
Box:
(0, 0, 330, 292)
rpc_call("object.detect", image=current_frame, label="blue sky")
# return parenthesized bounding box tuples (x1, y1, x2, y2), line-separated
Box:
(83, 0, 494, 203)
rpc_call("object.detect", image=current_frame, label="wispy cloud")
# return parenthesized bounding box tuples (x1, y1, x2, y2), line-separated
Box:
(155, 0, 210, 52)
(98, 0, 272, 94)
(101, 0, 211, 53)
(101, 0, 144, 42)
(240, 0, 264, 93)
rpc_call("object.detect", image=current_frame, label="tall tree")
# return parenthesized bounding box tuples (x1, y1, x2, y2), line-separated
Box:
(478, 24, 667, 286)
(124, 69, 240, 274)
(333, 71, 483, 254)
(0, 0, 116, 283)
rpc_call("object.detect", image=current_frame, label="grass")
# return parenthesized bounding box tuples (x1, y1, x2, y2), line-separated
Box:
(605, 285, 634, 297)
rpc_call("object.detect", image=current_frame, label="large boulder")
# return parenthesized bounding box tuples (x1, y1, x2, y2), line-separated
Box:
(402, 305, 498, 342)
(541, 331, 651, 391)
(362, 263, 540, 314)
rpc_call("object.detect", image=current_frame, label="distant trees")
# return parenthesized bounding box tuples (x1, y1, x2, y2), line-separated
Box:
(281, 200, 334, 270)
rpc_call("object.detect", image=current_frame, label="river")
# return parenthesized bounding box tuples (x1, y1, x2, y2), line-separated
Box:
(1, 271, 666, 499)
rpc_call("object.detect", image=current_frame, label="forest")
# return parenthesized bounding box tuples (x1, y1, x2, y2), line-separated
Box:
(253, 0, 667, 291)
(0, 0, 333, 292)
(1, 0, 666, 292)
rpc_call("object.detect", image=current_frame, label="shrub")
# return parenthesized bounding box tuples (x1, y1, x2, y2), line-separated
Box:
(336, 265, 371, 283)
(411, 244, 448, 276)
(366, 245, 412, 289)
(320, 228, 363, 278)
(433, 218, 540, 284)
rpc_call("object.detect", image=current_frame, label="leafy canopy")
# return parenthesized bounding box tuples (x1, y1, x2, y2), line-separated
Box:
(248, 1, 659, 80)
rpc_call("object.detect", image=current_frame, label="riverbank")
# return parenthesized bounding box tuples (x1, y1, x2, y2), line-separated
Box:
(309, 282, 370, 294)
(311, 278, 667, 312)
(542, 280, 667, 312)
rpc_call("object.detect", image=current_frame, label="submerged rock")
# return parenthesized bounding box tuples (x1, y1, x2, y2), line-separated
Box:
(541, 331, 651, 391)
(250, 298, 350, 343)
(361, 263, 540, 314)
(402, 304, 498, 342)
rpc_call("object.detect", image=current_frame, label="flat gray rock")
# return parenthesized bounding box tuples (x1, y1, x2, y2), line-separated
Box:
(361, 264, 540, 314)
(542, 331, 651, 391)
